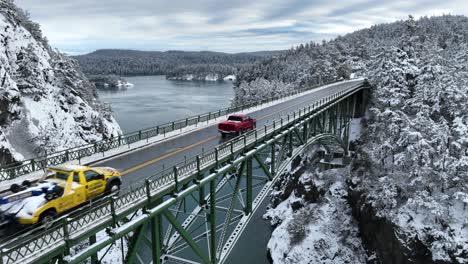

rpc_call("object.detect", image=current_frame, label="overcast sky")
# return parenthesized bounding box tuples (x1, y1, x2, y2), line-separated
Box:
(14, 0, 468, 55)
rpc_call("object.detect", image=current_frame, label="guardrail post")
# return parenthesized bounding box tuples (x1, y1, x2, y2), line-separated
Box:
(243, 136, 247, 149)
(94, 142, 98, 153)
(139, 131, 142, 140)
(77, 150, 82, 164)
(264, 125, 267, 139)
(118, 135, 122, 146)
(185, 118, 189, 128)
(145, 179, 153, 203)
(110, 196, 117, 226)
(173, 167, 179, 195)
(215, 148, 219, 168)
(63, 218, 71, 255)
(230, 142, 234, 159)
(31, 159, 36, 171)
(196, 156, 205, 206)
(171, 122, 175, 131)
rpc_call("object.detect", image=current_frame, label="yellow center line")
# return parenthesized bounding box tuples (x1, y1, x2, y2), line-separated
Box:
(120, 93, 320, 176)
(121, 135, 218, 175)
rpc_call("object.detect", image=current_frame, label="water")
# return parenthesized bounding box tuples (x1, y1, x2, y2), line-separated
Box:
(97, 75, 235, 133)
(97, 76, 272, 263)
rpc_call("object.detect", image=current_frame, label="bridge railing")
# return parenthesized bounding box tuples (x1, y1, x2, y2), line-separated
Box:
(0, 82, 364, 264)
(0, 81, 341, 182)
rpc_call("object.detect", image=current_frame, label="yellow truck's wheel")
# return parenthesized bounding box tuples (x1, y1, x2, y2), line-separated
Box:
(39, 210, 57, 228)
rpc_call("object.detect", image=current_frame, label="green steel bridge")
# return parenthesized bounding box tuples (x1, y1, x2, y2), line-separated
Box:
(0, 79, 369, 264)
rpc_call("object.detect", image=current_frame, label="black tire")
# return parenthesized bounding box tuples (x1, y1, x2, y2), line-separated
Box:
(10, 184, 21, 193)
(22, 180, 31, 188)
(39, 210, 57, 228)
(45, 187, 63, 201)
(106, 180, 121, 194)
(45, 192, 55, 201)
(221, 133, 227, 139)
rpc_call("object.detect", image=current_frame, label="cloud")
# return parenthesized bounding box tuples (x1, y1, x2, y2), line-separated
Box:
(14, 0, 468, 54)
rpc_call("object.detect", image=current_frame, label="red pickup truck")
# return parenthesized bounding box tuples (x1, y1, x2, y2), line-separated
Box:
(218, 114, 256, 137)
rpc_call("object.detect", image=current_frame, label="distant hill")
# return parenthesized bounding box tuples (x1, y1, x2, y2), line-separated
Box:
(73, 49, 285, 77)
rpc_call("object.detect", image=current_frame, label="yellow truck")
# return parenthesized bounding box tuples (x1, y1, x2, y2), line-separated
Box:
(0, 164, 121, 226)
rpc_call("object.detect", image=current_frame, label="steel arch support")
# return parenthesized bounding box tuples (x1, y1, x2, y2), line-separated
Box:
(163, 211, 211, 264)
(253, 154, 272, 181)
(126, 222, 147, 264)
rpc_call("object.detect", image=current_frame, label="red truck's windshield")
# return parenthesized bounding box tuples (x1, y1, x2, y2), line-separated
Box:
(227, 116, 243, 122)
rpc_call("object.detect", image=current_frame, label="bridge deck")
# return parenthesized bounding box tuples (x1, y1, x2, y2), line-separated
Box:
(0, 79, 366, 264)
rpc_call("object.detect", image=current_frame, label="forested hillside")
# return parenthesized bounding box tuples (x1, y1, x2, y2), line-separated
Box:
(166, 64, 239, 81)
(242, 15, 468, 263)
(74, 49, 283, 77)
(0, 1, 121, 163)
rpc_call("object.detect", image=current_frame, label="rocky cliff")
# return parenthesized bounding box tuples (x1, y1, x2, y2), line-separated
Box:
(0, 1, 121, 164)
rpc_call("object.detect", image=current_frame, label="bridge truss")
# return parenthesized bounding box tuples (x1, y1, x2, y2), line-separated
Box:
(0, 82, 367, 264)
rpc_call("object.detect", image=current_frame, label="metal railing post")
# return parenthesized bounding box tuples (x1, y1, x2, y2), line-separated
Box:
(230, 142, 234, 158)
(173, 167, 179, 194)
(145, 179, 152, 203)
(215, 148, 219, 168)
(63, 218, 71, 255)
(110, 196, 117, 226)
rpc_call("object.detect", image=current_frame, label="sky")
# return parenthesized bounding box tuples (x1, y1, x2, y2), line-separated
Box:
(14, 0, 468, 55)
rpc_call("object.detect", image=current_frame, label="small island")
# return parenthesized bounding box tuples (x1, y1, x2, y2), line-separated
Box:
(88, 75, 134, 90)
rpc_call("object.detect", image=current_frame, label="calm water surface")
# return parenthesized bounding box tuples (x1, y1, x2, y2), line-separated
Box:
(98, 75, 234, 133)
(97, 75, 271, 264)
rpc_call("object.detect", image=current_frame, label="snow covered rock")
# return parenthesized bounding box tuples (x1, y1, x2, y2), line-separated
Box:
(0, 1, 121, 163)
(265, 162, 369, 264)
(237, 15, 468, 263)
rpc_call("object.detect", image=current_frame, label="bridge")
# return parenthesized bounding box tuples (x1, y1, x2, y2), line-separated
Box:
(0, 79, 369, 264)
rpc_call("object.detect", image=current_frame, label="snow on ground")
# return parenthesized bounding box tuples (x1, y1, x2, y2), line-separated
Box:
(0, 5, 121, 163)
(223, 75, 236, 81)
(68, 229, 128, 264)
(205, 73, 219, 81)
(116, 80, 134, 88)
(97, 230, 128, 263)
(265, 169, 368, 264)
(0, 80, 359, 191)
